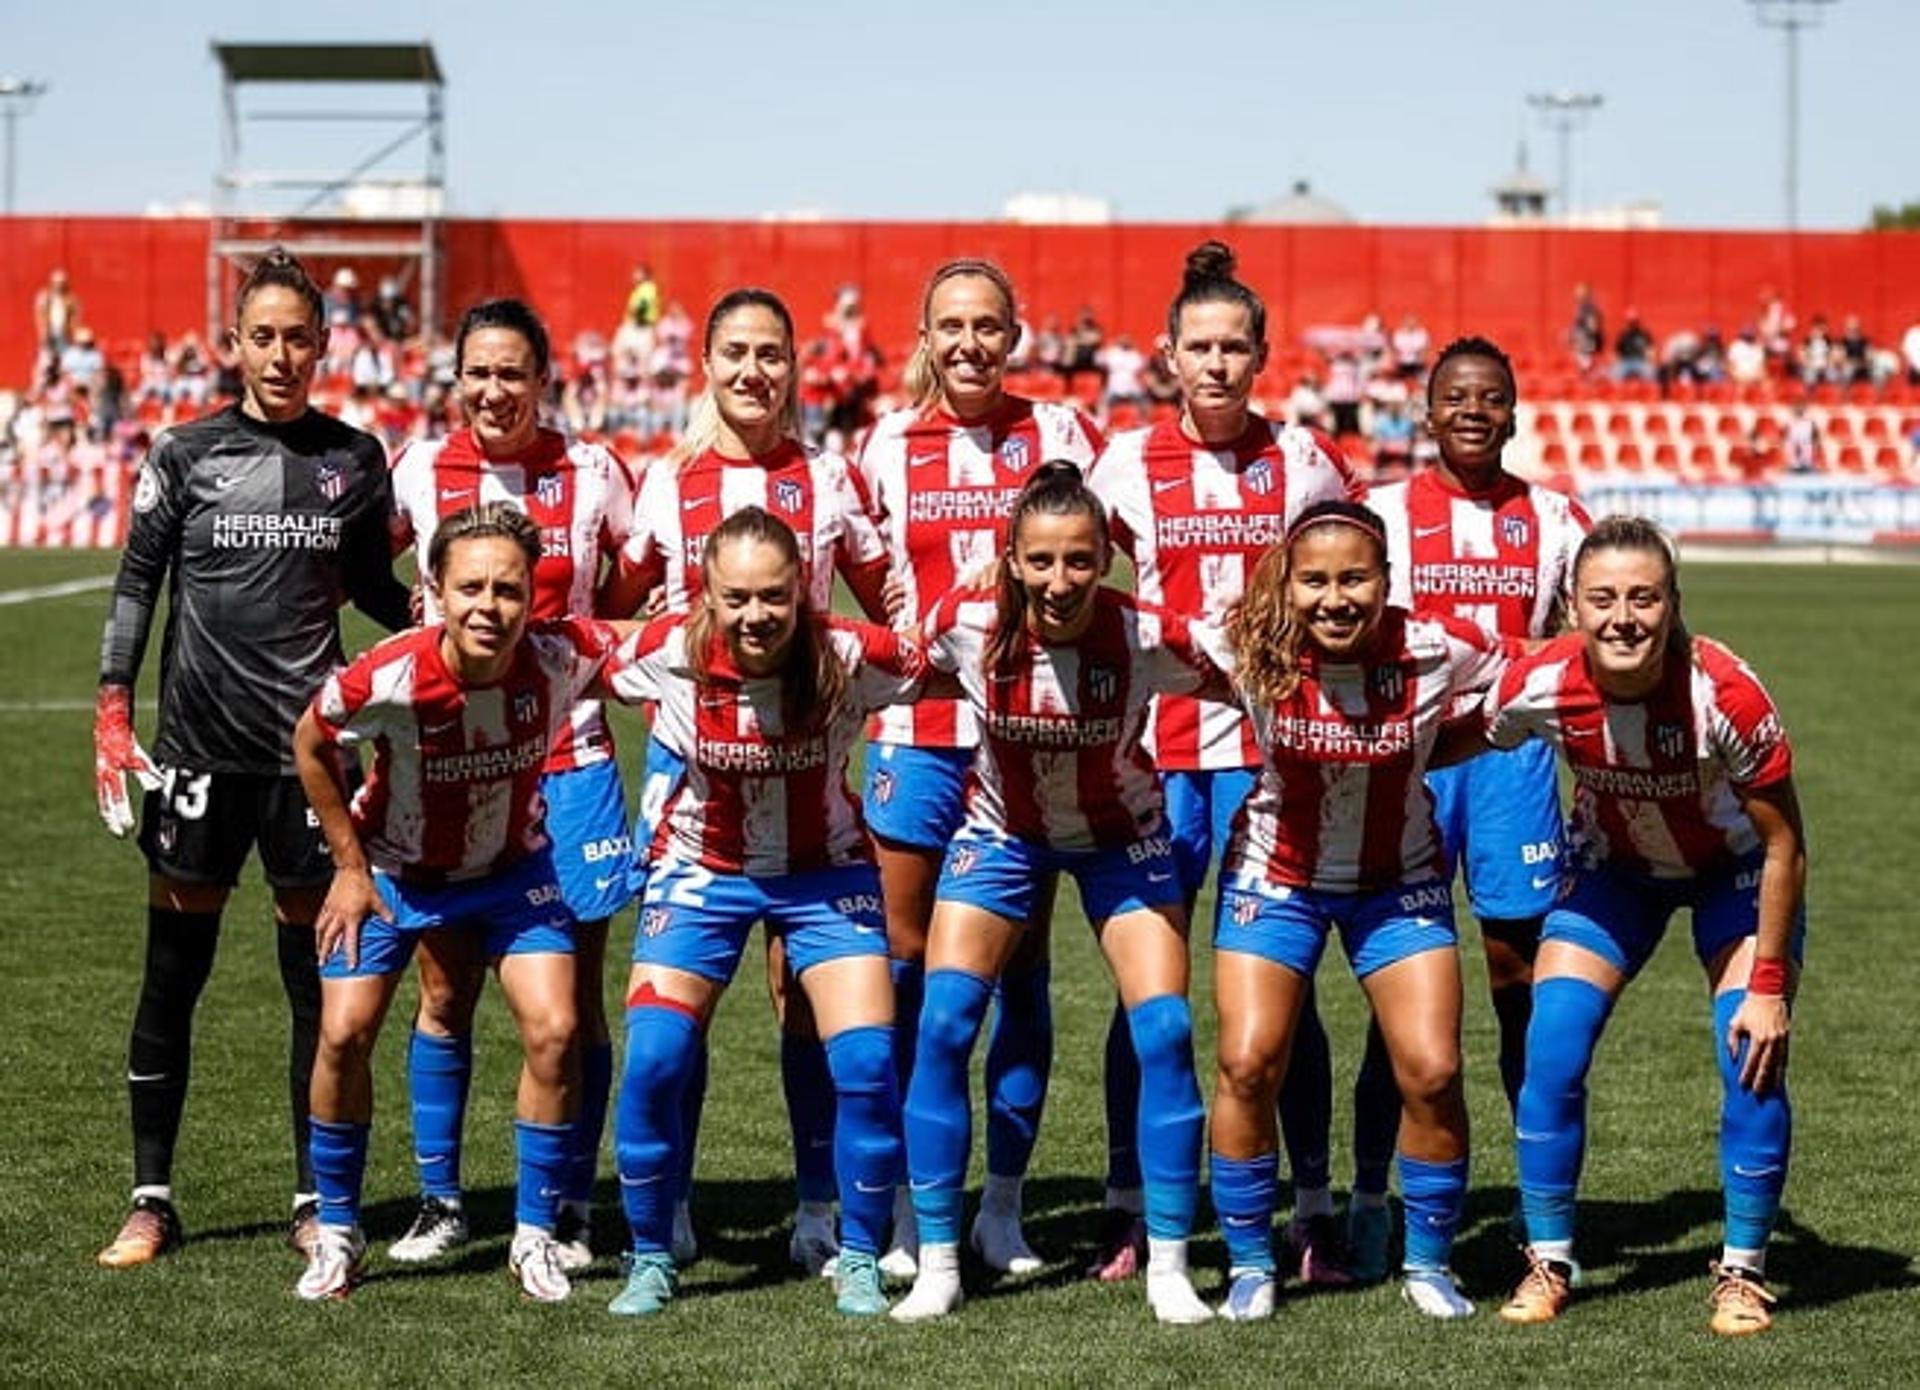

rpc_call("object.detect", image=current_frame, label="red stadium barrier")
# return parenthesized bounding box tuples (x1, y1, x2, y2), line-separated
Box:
(7, 216, 1920, 383)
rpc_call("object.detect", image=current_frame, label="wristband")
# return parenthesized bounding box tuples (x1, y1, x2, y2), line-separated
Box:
(1746, 956, 1790, 997)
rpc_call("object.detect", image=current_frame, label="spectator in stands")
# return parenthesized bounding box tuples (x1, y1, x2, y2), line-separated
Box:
(1368, 396, 1416, 479)
(349, 314, 397, 392)
(1034, 314, 1067, 379)
(137, 333, 171, 403)
(624, 264, 661, 333)
(324, 268, 362, 329)
(1323, 351, 1364, 436)
(1286, 371, 1328, 432)
(1726, 328, 1767, 387)
(1838, 315, 1872, 385)
(1696, 328, 1728, 383)
(1568, 284, 1605, 374)
(1612, 312, 1656, 384)
(1068, 306, 1105, 376)
(1356, 312, 1389, 379)
(1142, 348, 1181, 411)
(1758, 289, 1795, 372)
(1783, 407, 1819, 475)
(1797, 316, 1835, 387)
(34, 269, 84, 359)
(1391, 313, 1431, 380)
(60, 327, 106, 396)
(373, 277, 417, 342)
(1902, 319, 1920, 386)
(1099, 335, 1149, 418)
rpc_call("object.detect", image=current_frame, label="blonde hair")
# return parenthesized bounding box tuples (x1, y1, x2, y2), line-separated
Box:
(671, 288, 802, 468)
(903, 259, 1019, 409)
(1230, 501, 1388, 705)
(683, 506, 848, 730)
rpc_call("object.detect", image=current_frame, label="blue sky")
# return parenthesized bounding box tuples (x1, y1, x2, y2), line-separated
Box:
(5, 0, 1911, 228)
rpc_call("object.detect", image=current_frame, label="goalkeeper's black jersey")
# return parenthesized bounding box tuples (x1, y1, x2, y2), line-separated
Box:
(100, 405, 409, 775)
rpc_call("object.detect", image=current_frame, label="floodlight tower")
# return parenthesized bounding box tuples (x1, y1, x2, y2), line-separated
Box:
(1527, 91, 1603, 221)
(0, 77, 49, 214)
(1749, 0, 1840, 229)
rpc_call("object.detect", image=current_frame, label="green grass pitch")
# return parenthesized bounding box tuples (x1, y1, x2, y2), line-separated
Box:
(0, 550, 1914, 1386)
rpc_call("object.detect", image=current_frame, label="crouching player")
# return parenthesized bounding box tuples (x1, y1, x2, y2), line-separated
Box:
(290, 504, 617, 1302)
(603, 506, 922, 1320)
(1489, 516, 1805, 1336)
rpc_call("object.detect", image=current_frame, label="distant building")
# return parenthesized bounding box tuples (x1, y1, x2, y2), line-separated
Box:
(1228, 180, 1354, 225)
(1002, 191, 1113, 225)
(1489, 143, 1551, 226)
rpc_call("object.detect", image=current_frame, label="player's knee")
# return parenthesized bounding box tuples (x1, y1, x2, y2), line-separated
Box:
(518, 1010, 576, 1082)
(1214, 1041, 1286, 1107)
(825, 1025, 897, 1101)
(917, 969, 993, 1059)
(1391, 1046, 1462, 1115)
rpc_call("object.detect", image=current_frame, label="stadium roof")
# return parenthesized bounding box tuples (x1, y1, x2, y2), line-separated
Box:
(210, 42, 444, 85)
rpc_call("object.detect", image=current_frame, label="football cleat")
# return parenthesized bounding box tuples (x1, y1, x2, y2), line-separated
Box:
(969, 1209, 1042, 1276)
(1145, 1267, 1215, 1325)
(1218, 1268, 1277, 1322)
(1499, 1249, 1574, 1325)
(294, 1224, 366, 1301)
(1401, 1267, 1476, 1320)
(286, 1199, 323, 1260)
(1345, 1203, 1393, 1285)
(834, 1249, 889, 1317)
(790, 1206, 841, 1279)
(1281, 1214, 1354, 1287)
(552, 1207, 593, 1274)
(608, 1252, 678, 1317)
(1707, 1262, 1776, 1337)
(97, 1195, 184, 1268)
(1085, 1208, 1148, 1283)
(387, 1196, 468, 1263)
(888, 1243, 961, 1322)
(509, 1230, 573, 1303)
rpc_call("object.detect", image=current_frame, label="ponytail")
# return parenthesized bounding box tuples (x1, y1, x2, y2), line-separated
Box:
(985, 460, 1110, 675)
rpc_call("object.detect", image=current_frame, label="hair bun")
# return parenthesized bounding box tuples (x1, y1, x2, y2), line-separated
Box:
(1184, 240, 1237, 285)
(1034, 458, 1084, 485)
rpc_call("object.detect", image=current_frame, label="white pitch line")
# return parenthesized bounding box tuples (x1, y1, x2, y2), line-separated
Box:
(0, 699, 100, 712)
(0, 575, 116, 606)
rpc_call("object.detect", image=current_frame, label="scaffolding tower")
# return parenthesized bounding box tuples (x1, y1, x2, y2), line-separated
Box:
(208, 41, 445, 339)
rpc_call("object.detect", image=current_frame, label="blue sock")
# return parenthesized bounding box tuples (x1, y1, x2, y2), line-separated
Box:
(1714, 988, 1792, 1254)
(1102, 997, 1141, 1192)
(674, 1039, 708, 1203)
(1515, 976, 1613, 1246)
(311, 1118, 369, 1229)
(825, 1025, 901, 1256)
(1127, 994, 1204, 1241)
(515, 1119, 570, 1231)
(1351, 1018, 1399, 1196)
(407, 1030, 471, 1201)
(985, 964, 1053, 1179)
(1211, 1150, 1278, 1273)
(614, 1003, 700, 1255)
(890, 957, 925, 1095)
(782, 1033, 837, 1205)
(902, 968, 992, 1244)
(1399, 1154, 1469, 1272)
(1277, 984, 1334, 1193)
(566, 1039, 613, 1206)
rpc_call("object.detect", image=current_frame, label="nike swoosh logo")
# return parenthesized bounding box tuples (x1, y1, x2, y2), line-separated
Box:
(127, 1071, 170, 1084)
(908, 1178, 943, 1192)
(908, 453, 943, 468)
(1152, 477, 1184, 493)
(1530, 874, 1559, 890)
(1221, 1215, 1260, 1228)
(213, 476, 241, 491)
(1414, 523, 1449, 538)
(593, 876, 621, 892)
(682, 495, 716, 510)
(424, 720, 461, 735)
(1732, 1163, 1782, 1179)
(621, 1173, 667, 1188)
(1514, 1128, 1554, 1143)
(853, 1179, 891, 1194)
(439, 488, 474, 501)
(1147, 872, 1173, 884)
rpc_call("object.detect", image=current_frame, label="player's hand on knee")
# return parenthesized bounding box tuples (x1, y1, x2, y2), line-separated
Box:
(92, 684, 162, 838)
(1727, 993, 1791, 1094)
(316, 865, 392, 970)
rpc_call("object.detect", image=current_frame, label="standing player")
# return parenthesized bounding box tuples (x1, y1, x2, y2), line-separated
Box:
(1354, 336, 1590, 1278)
(1089, 241, 1363, 1282)
(891, 463, 1219, 1327)
(605, 287, 891, 1273)
(384, 298, 639, 1271)
(92, 249, 409, 1267)
(1488, 517, 1803, 1336)
(603, 507, 922, 1319)
(1208, 500, 1508, 1322)
(291, 503, 615, 1301)
(858, 257, 1104, 1277)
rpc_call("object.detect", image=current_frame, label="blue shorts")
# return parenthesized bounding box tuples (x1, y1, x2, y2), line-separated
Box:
(864, 742, 972, 850)
(1163, 767, 1257, 903)
(632, 857, 889, 983)
(935, 824, 1180, 925)
(1213, 870, 1459, 979)
(1544, 852, 1808, 980)
(323, 851, 576, 980)
(626, 736, 688, 892)
(543, 759, 634, 923)
(1428, 738, 1564, 921)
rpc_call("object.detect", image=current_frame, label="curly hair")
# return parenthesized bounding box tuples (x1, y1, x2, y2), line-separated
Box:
(1229, 500, 1389, 705)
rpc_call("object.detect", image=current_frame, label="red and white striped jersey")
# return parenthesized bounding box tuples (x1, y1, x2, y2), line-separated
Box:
(859, 396, 1104, 748)
(607, 615, 927, 877)
(390, 426, 638, 772)
(923, 587, 1221, 851)
(1484, 633, 1793, 880)
(312, 618, 616, 884)
(1090, 416, 1363, 771)
(1372, 470, 1591, 641)
(1224, 611, 1506, 893)
(617, 440, 887, 617)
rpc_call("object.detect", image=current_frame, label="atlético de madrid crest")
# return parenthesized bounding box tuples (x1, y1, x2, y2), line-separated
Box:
(536, 473, 565, 509)
(773, 478, 805, 514)
(1501, 514, 1531, 549)
(999, 437, 1029, 472)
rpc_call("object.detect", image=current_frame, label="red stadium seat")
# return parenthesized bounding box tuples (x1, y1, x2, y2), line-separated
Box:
(1751, 414, 1783, 443)
(1826, 414, 1855, 444)
(1715, 413, 1745, 440)
(1847, 381, 1878, 406)
(1534, 410, 1561, 437)
(1605, 411, 1634, 438)
(1643, 412, 1671, 439)
(1872, 445, 1904, 475)
(1613, 441, 1644, 472)
(1652, 442, 1681, 473)
(1668, 379, 1700, 403)
(1619, 378, 1658, 402)
(1679, 412, 1707, 439)
(1835, 444, 1866, 473)
(1569, 410, 1597, 438)
(1862, 414, 1891, 443)
(1577, 442, 1606, 471)
(1539, 440, 1570, 470)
